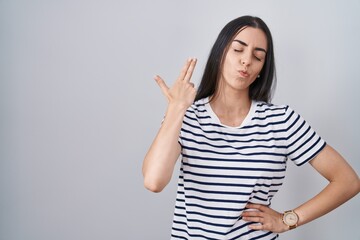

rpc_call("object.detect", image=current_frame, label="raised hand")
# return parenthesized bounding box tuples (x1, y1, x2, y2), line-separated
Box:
(154, 58, 197, 111)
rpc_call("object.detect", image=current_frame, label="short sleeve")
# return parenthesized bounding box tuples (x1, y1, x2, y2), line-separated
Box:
(284, 106, 326, 166)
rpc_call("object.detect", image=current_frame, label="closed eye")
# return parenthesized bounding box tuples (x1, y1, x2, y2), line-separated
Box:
(254, 55, 262, 61)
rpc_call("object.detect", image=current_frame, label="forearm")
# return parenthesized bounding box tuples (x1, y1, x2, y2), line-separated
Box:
(142, 103, 187, 192)
(295, 174, 360, 227)
(242, 145, 360, 233)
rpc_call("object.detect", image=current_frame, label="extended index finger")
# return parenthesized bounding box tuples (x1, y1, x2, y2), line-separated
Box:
(177, 58, 196, 82)
(183, 58, 197, 82)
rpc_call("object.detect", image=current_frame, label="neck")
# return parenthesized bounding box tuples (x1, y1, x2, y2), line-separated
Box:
(210, 88, 251, 115)
(209, 87, 252, 127)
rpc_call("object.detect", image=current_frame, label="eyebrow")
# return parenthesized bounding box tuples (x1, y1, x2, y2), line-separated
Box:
(233, 39, 267, 53)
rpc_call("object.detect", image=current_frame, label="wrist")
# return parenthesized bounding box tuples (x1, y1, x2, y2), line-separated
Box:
(282, 210, 299, 230)
(167, 102, 190, 114)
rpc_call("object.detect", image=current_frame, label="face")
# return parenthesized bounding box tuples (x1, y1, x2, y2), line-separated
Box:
(219, 27, 267, 93)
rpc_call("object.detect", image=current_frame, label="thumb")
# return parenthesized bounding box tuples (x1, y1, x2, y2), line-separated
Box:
(154, 75, 170, 98)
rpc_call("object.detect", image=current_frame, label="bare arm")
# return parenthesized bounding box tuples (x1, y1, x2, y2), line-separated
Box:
(242, 144, 360, 233)
(142, 58, 197, 193)
(294, 144, 360, 226)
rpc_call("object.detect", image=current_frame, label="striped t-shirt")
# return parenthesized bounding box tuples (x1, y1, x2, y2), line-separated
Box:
(171, 97, 326, 240)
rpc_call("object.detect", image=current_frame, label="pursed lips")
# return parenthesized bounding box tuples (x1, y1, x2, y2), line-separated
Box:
(238, 70, 249, 78)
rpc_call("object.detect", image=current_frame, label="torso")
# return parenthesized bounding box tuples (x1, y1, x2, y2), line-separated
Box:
(170, 97, 325, 240)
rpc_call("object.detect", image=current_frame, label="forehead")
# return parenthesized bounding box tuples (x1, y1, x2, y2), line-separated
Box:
(233, 27, 268, 50)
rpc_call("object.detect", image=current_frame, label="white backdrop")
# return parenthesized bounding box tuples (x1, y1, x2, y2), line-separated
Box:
(1, 0, 359, 239)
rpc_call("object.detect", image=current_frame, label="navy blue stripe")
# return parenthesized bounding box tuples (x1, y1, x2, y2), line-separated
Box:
(181, 111, 296, 137)
(182, 169, 285, 180)
(287, 124, 311, 149)
(288, 131, 316, 156)
(184, 114, 223, 128)
(181, 128, 288, 143)
(171, 234, 188, 239)
(270, 235, 279, 240)
(174, 216, 233, 228)
(297, 142, 326, 166)
(250, 230, 275, 239)
(227, 222, 255, 238)
(182, 145, 287, 157)
(198, 115, 212, 119)
(181, 136, 287, 151)
(172, 227, 219, 240)
(257, 102, 275, 107)
(180, 180, 283, 193)
(255, 106, 287, 113)
(251, 112, 286, 120)
(251, 195, 268, 202)
(253, 189, 269, 195)
(286, 118, 306, 141)
(175, 205, 186, 210)
(173, 219, 263, 238)
(292, 136, 322, 161)
(173, 220, 226, 236)
(182, 153, 286, 164)
(185, 210, 240, 220)
(184, 187, 251, 196)
(183, 162, 286, 172)
(269, 189, 279, 193)
(180, 194, 248, 204)
(241, 110, 295, 130)
(192, 102, 208, 108)
(184, 178, 256, 187)
(186, 107, 207, 114)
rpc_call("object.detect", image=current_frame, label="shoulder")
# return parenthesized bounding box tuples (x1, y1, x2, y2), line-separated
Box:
(253, 101, 290, 117)
(186, 98, 209, 115)
(251, 102, 303, 127)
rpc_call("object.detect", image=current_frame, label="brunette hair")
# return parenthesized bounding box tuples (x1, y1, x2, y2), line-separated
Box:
(195, 15, 276, 103)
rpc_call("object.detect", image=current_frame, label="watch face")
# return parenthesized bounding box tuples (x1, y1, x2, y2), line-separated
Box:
(284, 212, 298, 226)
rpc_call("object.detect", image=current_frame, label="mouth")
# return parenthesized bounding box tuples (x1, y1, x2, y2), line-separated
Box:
(238, 70, 249, 78)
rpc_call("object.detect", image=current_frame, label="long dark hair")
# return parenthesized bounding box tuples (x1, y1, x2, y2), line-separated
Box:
(195, 15, 276, 103)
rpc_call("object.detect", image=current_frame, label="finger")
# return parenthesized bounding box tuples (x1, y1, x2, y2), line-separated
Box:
(183, 58, 197, 82)
(177, 58, 193, 82)
(154, 75, 170, 96)
(242, 211, 263, 218)
(242, 216, 264, 223)
(248, 224, 264, 230)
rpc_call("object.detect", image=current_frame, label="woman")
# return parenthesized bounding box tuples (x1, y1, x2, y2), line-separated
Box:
(142, 16, 360, 239)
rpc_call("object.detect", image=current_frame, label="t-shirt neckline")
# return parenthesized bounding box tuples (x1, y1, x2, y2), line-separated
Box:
(204, 97, 256, 129)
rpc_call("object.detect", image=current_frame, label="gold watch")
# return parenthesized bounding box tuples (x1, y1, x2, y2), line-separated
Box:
(282, 210, 299, 230)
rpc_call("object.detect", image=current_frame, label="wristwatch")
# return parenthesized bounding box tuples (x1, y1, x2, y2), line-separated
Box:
(282, 210, 299, 230)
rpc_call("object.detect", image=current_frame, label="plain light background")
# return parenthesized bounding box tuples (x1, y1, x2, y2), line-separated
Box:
(1, 0, 359, 239)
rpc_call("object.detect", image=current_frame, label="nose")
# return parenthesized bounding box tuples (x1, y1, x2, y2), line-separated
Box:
(240, 51, 252, 67)
(241, 56, 251, 67)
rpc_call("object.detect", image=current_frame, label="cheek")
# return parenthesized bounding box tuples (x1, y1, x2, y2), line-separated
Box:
(221, 56, 233, 74)
(254, 62, 265, 74)
(224, 55, 237, 70)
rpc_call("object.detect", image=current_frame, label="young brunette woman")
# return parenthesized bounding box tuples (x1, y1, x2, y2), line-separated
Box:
(142, 16, 360, 239)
